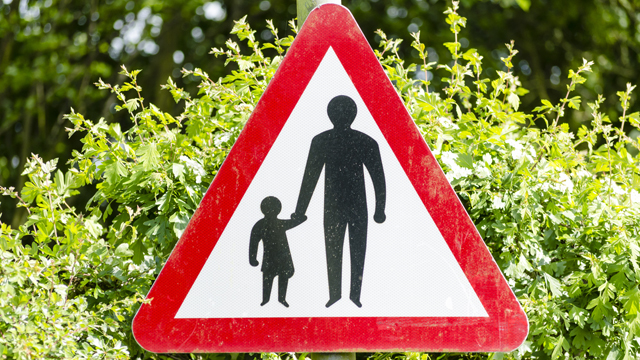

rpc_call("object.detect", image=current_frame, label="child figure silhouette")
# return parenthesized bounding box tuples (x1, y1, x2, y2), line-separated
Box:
(249, 196, 307, 307)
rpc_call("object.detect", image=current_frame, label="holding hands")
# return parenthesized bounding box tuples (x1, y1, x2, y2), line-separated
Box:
(291, 212, 308, 223)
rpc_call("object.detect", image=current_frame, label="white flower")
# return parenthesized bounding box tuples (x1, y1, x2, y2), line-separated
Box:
(483, 153, 493, 165)
(441, 151, 458, 168)
(539, 182, 551, 192)
(445, 172, 455, 182)
(556, 173, 574, 193)
(179, 155, 206, 183)
(475, 164, 491, 179)
(445, 166, 473, 181)
(631, 189, 640, 203)
(512, 149, 524, 160)
(440, 151, 472, 181)
(492, 195, 506, 209)
(438, 116, 459, 130)
(505, 139, 521, 148)
(214, 132, 232, 147)
(610, 182, 625, 195)
(557, 131, 575, 142)
(454, 166, 473, 179)
(506, 139, 524, 160)
(576, 169, 593, 179)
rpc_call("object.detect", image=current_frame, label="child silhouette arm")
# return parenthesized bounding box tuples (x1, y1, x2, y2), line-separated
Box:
(283, 214, 307, 230)
(249, 222, 262, 267)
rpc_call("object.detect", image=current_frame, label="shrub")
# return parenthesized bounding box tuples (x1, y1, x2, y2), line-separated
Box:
(2, 2, 640, 359)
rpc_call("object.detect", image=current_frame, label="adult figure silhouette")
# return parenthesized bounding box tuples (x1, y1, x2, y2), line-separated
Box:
(292, 95, 386, 308)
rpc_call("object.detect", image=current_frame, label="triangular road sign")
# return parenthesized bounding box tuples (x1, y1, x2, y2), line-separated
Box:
(133, 4, 528, 353)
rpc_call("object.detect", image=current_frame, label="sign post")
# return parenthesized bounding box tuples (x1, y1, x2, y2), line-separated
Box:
(297, 0, 341, 25)
(311, 354, 355, 360)
(132, 4, 528, 354)
(302, 4, 350, 360)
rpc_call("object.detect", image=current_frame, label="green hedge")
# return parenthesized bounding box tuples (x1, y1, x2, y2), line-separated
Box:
(2, 3, 640, 359)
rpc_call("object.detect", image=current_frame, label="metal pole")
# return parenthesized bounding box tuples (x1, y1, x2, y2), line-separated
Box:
(297, 0, 341, 27)
(296, 2, 351, 359)
(310, 353, 356, 360)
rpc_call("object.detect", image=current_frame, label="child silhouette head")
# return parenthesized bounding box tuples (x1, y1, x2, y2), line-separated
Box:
(261, 196, 282, 217)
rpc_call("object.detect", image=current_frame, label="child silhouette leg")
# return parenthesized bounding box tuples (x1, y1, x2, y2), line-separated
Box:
(261, 273, 275, 306)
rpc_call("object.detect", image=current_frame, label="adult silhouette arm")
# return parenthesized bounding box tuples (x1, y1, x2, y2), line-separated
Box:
(293, 137, 324, 218)
(364, 140, 386, 223)
(248, 223, 261, 267)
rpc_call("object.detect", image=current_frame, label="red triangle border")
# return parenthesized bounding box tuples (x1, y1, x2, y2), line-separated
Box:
(133, 4, 528, 353)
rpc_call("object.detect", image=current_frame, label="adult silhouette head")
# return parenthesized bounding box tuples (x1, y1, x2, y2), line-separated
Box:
(327, 95, 357, 130)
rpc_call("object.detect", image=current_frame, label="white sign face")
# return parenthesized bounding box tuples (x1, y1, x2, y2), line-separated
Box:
(175, 47, 487, 319)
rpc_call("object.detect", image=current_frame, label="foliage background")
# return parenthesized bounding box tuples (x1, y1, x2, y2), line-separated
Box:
(3, 0, 640, 225)
(2, 0, 640, 359)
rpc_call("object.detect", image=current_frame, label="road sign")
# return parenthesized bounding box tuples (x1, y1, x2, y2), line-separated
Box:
(133, 4, 528, 353)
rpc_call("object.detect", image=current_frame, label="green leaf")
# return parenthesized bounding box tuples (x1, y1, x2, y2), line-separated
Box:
(551, 334, 570, 359)
(606, 347, 620, 360)
(125, 98, 139, 111)
(517, 252, 533, 273)
(172, 163, 185, 179)
(157, 191, 172, 213)
(237, 59, 254, 71)
(443, 42, 461, 55)
(629, 316, 640, 337)
(507, 92, 520, 111)
(115, 243, 133, 258)
(131, 239, 145, 265)
(587, 336, 606, 357)
(587, 297, 609, 321)
(137, 143, 160, 172)
(569, 305, 589, 328)
(622, 287, 640, 316)
(456, 153, 474, 169)
(544, 272, 563, 297)
(570, 327, 590, 349)
(104, 161, 127, 185)
(533, 99, 554, 113)
(567, 96, 582, 110)
(169, 212, 190, 239)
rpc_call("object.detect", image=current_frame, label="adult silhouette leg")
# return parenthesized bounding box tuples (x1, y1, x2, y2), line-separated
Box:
(324, 213, 347, 307)
(348, 218, 367, 307)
